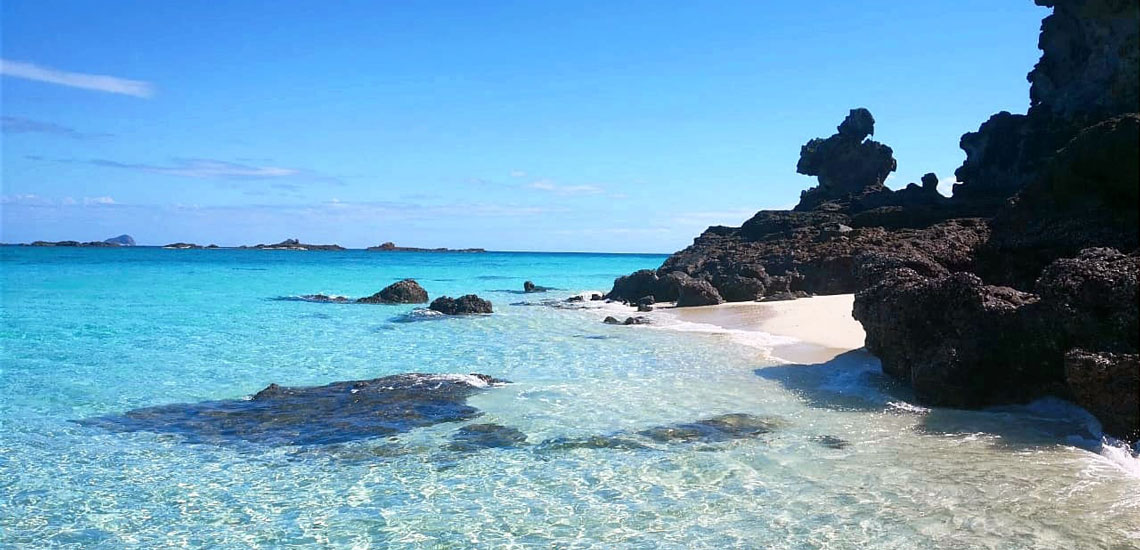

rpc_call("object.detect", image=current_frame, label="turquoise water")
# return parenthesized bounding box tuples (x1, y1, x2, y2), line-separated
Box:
(1, 247, 1137, 549)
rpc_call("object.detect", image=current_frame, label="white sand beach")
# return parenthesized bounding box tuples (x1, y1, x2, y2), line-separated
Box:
(668, 294, 865, 364)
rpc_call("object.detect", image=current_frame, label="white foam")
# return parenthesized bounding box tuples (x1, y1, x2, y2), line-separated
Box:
(1096, 437, 1140, 477)
(424, 374, 500, 388)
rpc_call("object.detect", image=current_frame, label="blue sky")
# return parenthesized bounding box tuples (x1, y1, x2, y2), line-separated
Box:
(2, 0, 1046, 252)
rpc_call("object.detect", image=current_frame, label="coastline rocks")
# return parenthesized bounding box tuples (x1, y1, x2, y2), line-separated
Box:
(357, 279, 429, 304)
(80, 373, 507, 446)
(163, 242, 203, 249)
(103, 234, 135, 246)
(1064, 350, 1139, 441)
(673, 273, 724, 307)
(972, 114, 1139, 289)
(429, 294, 493, 315)
(603, 316, 650, 325)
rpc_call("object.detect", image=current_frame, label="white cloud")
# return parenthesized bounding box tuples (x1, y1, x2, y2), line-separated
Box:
(0, 59, 154, 98)
(83, 196, 116, 205)
(527, 179, 604, 196)
(937, 176, 958, 197)
(510, 170, 527, 178)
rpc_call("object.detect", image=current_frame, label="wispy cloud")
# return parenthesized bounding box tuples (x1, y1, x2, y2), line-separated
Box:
(1, 116, 111, 139)
(527, 179, 604, 196)
(0, 59, 154, 98)
(90, 158, 300, 179)
(1, 194, 119, 208)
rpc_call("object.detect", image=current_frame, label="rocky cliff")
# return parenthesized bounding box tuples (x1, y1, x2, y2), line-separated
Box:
(606, 0, 1139, 441)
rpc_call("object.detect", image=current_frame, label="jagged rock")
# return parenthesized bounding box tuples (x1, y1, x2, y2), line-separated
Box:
(429, 295, 492, 315)
(713, 274, 766, 302)
(637, 303, 653, 312)
(1064, 350, 1139, 440)
(623, 316, 651, 325)
(671, 272, 724, 307)
(1035, 248, 1139, 354)
(357, 279, 429, 304)
(794, 108, 897, 212)
(603, 316, 622, 325)
(296, 294, 351, 303)
(973, 114, 1140, 289)
(79, 373, 506, 445)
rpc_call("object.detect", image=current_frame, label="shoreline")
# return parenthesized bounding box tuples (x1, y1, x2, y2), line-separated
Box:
(663, 294, 865, 364)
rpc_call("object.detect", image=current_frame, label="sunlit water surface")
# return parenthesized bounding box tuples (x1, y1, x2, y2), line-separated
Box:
(1, 247, 1137, 549)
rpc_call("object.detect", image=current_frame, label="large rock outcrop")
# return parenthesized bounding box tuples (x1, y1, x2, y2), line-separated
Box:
(357, 279, 430, 304)
(605, 0, 1139, 440)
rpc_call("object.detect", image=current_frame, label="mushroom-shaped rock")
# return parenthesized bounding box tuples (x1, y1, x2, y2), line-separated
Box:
(795, 108, 897, 212)
(429, 294, 493, 315)
(357, 279, 429, 304)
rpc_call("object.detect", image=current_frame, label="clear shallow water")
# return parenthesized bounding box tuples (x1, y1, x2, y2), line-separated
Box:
(1, 247, 1137, 549)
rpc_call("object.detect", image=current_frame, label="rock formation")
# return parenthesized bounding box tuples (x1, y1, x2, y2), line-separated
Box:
(606, 0, 1139, 441)
(357, 279, 430, 304)
(243, 238, 345, 251)
(429, 294, 493, 315)
(103, 234, 135, 246)
(794, 108, 897, 212)
(367, 241, 485, 253)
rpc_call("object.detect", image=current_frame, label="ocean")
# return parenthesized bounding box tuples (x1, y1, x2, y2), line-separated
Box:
(1, 247, 1137, 549)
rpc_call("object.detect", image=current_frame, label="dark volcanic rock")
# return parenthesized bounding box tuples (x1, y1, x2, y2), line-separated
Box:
(794, 108, 897, 212)
(973, 114, 1140, 289)
(447, 423, 528, 452)
(1035, 248, 1140, 354)
(854, 270, 1050, 407)
(603, 316, 622, 325)
(294, 294, 351, 303)
(429, 294, 493, 315)
(79, 373, 507, 446)
(358, 279, 429, 304)
(523, 281, 550, 293)
(672, 273, 724, 307)
(1064, 350, 1139, 441)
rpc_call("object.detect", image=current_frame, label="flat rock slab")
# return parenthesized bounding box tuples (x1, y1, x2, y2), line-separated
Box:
(79, 373, 507, 446)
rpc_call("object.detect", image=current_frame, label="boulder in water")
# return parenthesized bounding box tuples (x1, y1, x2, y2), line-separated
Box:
(429, 294, 493, 315)
(357, 279, 429, 304)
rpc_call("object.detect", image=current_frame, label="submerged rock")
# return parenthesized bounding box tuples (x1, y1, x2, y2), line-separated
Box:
(447, 423, 528, 452)
(79, 373, 507, 446)
(429, 294, 493, 315)
(637, 413, 784, 443)
(357, 279, 429, 304)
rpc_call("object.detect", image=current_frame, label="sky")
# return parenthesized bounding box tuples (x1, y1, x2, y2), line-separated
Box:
(2, 0, 1047, 252)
